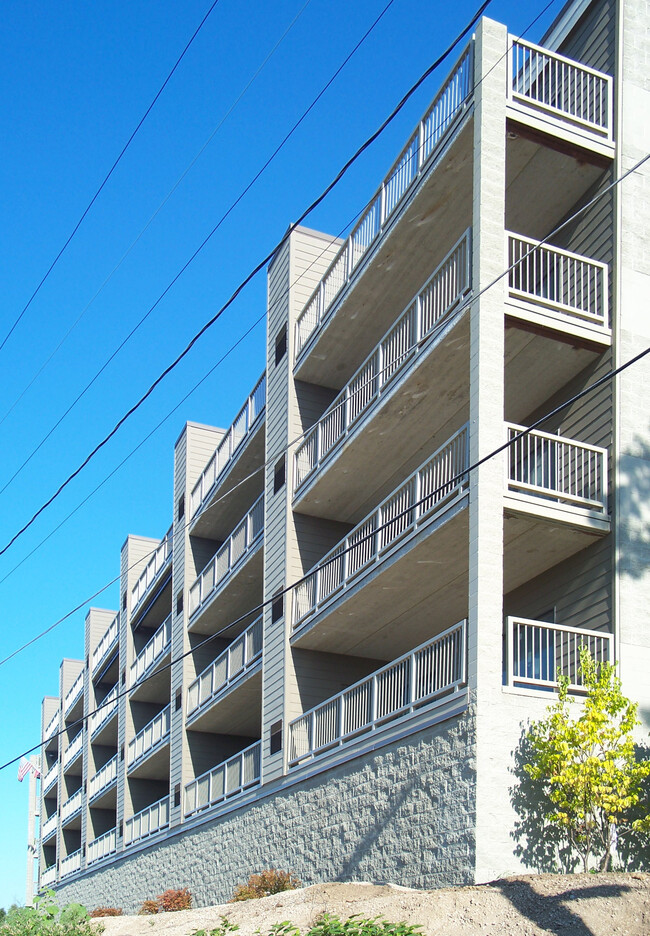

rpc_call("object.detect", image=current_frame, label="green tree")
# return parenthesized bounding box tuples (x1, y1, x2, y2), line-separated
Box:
(525, 647, 650, 872)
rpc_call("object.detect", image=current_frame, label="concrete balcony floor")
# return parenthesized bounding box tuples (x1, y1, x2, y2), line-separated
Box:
(188, 541, 264, 636)
(187, 669, 262, 736)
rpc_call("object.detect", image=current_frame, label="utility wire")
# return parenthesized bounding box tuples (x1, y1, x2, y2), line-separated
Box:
(0, 0, 313, 434)
(0, 0, 224, 357)
(0, 0, 492, 561)
(1, 341, 648, 773)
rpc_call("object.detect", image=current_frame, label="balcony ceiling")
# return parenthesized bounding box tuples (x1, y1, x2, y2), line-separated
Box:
(292, 501, 469, 662)
(127, 742, 170, 781)
(294, 313, 470, 525)
(187, 670, 262, 736)
(129, 660, 171, 704)
(89, 786, 117, 811)
(188, 546, 264, 636)
(131, 576, 172, 632)
(294, 117, 474, 389)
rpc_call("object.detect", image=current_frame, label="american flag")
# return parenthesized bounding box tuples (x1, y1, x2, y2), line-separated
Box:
(17, 757, 41, 782)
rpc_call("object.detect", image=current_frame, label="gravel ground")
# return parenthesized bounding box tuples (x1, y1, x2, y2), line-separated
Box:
(96, 874, 649, 936)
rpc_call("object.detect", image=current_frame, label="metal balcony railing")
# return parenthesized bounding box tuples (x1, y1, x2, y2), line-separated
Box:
(89, 684, 119, 737)
(295, 43, 474, 359)
(507, 233, 608, 326)
(130, 525, 173, 615)
(187, 616, 263, 717)
(41, 866, 57, 888)
(189, 495, 264, 620)
(44, 710, 59, 742)
(295, 230, 471, 491)
(293, 425, 469, 631)
(88, 754, 118, 801)
(60, 849, 81, 879)
(506, 425, 608, 512)
(41, 813, 57, 841)
(63, 730, 83, 770)
(91, 613, 119, 675)
(42, 762, 58, 794)
(508, 37, 613, 140)
(124, 796, 169, 846)
(190, 373, 266, 520)
(130, 614, 171, 688)
(505, 617, 613, 691)
(184, 740, 261, 818)
(87, 827, 117, 866)
(289, 620, 467, 765)
(60, 788, 82, 824)
(63, 671, 84, 715)
(127, 705, 170, 768)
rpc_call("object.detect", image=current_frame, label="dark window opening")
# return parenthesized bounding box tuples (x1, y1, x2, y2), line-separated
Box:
(274, 456, 286, 494)
(272, 589, 284, 623)
(178, 493, 185, 521)
(275, 325, 287, 367)
(270, 720, 282, 755)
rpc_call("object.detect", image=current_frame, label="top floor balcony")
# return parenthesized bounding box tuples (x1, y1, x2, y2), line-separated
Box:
(63, 671, 84, 719)
(190, 373, 266, 539)
(44, 709, 59, 744)
(91, 613, 119, 678)
(130, 526, 173, 622)
(42, 760, 58, 795)
(89, 683, 119, 742)
(129, 614, 172, 696)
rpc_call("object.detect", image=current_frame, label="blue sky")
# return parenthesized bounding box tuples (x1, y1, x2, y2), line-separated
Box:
(0, 0, 561, 908)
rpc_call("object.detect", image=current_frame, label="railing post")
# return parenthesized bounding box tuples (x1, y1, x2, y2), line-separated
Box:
(418, 118, 425, 172)
(505, 617, 512, 687)
(371, 676, 378, 726)
(339, 695, 345, 742)
(379, 182, 386, 230)
(310, 710, 316, 756)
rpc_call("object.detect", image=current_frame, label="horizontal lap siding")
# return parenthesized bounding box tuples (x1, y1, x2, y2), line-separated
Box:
(558, 0, 616, 75)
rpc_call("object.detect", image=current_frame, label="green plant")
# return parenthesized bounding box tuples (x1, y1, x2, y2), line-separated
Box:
(0, 891, 96, 936)
(193, 917, 239, 936)
(230, 870, 301, 902)
(254, 916, 423, 936)
(525, 647, 650, 872)
(88, 910, 122, 919)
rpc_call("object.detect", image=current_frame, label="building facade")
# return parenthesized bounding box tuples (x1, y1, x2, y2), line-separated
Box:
(37, 0, 649, 910)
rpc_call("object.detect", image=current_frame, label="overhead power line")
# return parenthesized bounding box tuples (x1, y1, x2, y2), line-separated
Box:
(1, 340, 648, 773)
(0, 0, 492, 561)
(0, 0, 225, 357)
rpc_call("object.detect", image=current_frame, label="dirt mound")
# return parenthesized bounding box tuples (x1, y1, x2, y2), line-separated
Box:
(97, 874, 649, 936)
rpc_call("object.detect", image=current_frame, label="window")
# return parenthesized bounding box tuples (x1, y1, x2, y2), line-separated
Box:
(175, 689, 182, 712)
(178, 493, 185, 521)
(122, 591, 127, 611)
(270, 720, 282, 755)
(272, 589, 284, 623)
(177, 591, 184, 616)
(274, 456, 286, 494)
(174, 783, 181, 808)
(275, 324, 287, 366)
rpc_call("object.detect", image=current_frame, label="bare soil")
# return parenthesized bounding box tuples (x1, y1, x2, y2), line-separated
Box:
(97, 874, 649, 936)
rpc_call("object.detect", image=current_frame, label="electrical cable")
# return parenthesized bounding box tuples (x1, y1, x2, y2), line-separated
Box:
(1, 341, 648, 773)
(0, 0, 314, 433)
(0, 0, 225, 357)
(0, 0, 493, 560)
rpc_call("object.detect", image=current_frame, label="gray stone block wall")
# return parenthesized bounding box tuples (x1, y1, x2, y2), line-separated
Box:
(54, 712, 476, 912)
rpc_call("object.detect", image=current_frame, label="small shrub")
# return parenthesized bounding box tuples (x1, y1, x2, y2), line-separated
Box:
(156, 890, 192, 913)
(193, 918, 239, 936)
(89, 910, 122, 919)
(0, 891, 97, 936)
(138, 901, 159, 916)
(230, 870, 301, 902)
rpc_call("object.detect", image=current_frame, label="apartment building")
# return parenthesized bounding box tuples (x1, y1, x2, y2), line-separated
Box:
(37, 0, 649, 908)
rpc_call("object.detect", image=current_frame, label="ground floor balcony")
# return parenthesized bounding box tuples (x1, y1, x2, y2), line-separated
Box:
(124, 795, 169, 847)
(504, 616, 613, 692)
(41, 866, 56, 888)
(41, 813, 57, 842)
(127, 706, 170, 778)
(129, 615, 172, 703)
(289, 621, 467, 766)
(60, 788, 82, 827)
(188, 495, 264, 635)
(87, 827, 117, 866)
(184, 740, 261, 819)
(187, 615, 262, 733)
(59, 849, 81, 879)
(89, 684, 119, 742)
(88, 754, 118, 803)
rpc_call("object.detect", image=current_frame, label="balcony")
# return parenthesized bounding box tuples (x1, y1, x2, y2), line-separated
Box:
(127, 705, 170, 774)
(507, 37, 614, 157)
(91, 614, 119, 677)
(504, 616, 613, 691)
(294, 230, 471, 511)
(184, 740, 261, 819)
(41, 813, 57, 842)
(60, 788, 82, 825)
(187, 616, 262, 732)
(130, 614, 171, 690)
(87, 827, 117, 866)
(89, 684, 119, 740)
(41, 866, 56, 888)
(42, 762, 58, 795)
(63, 672, 84, 717)
(188, 495, 264, 634)
(293, 426, 469, 655)
(59, 848, 82, 879)
(63, 730, 83, 771)
(289, 621, 467, 766)
(124, 795, 169, 847)
(130, 526, 172, 620)
(44, 710, 59, 742)
(88, 754, 118, 802)
(295, 44, 474, 379)
(190, 373, 266, 538)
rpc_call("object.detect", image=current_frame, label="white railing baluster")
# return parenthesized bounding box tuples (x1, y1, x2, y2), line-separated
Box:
(506, 617, 613, 691)
(184, 740, 261, 817)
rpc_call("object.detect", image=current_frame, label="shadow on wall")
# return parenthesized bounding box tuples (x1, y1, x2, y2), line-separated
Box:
(495, 878, 630, 936)
(509, 730, 650, 872)
(617, 432, 650, 582)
